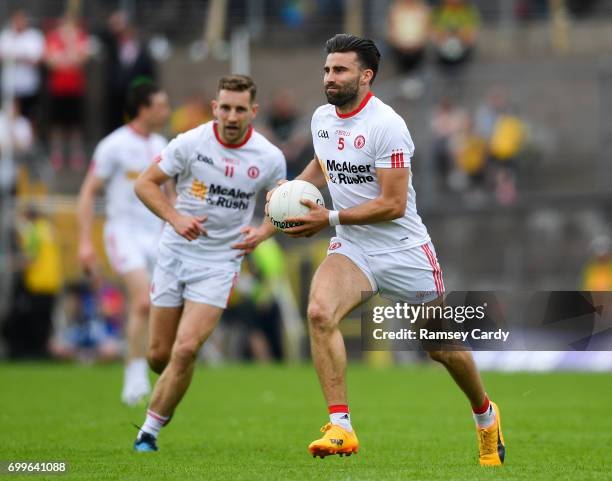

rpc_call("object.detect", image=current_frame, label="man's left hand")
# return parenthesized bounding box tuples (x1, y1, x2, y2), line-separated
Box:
(283, 199, 330, 238)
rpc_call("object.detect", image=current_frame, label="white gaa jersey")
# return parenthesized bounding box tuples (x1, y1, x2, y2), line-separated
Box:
(312, 92, 430, 254)
(92, 125, 167, 230)
(157, 121, 286, 267)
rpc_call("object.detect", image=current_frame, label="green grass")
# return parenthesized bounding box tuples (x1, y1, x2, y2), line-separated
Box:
(1, 362, 611, 481)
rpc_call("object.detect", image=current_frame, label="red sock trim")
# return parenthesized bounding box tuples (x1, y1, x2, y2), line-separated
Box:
(147, 409, 169, 424)
(472, 395, 490, 415)
(328, 404, 349, 414)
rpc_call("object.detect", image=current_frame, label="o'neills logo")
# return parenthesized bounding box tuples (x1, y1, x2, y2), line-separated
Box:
(270, 218, 303, 229)
(326, 159, 374, 184)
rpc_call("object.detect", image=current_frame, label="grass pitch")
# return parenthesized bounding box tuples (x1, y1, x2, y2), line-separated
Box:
(1, 362, 611, 481)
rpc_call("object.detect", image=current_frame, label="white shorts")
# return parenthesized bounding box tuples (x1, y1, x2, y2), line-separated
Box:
(103, 222, 159, 275)
(150, 254, 239, 309)
(327, 236, 445, 304)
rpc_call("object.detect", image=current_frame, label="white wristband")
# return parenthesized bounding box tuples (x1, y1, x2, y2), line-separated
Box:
(328, 210, 341, 227)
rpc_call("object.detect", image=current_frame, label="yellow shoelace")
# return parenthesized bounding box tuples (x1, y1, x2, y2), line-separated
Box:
(478, 427, 497, 455)
(320, 423, 333, 433)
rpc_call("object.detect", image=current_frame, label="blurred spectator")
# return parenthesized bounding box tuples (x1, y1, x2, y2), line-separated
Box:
(431, 0, 481, 72)
(476, 94, 525, 204)
(582, 236, 612, 291)
(474, 87, 507, 140)
(44, 13, 90, 171)
(489, 111, 525, 205)
(170, 93, 212, 135)
(474, 87, 525, 204)
(98, 10, 156, 135)
(386, 0, 430, 98)
(49, 282, 122, 363)
(262, 89, 310, 178)
(493, 168, 517, 205)
(2, 206, 62, 359)
(222, 237, 289, 362)
(0, 9, 45, 124)
(489, 112, 525, 167)
(448, 118, 488, 193)
(567, 0, 600, 18)
(515, 0, 549, 20)
(246, 238, 289, 361)
(430, 97, 468, 190)
(279, 0, 308, 28)
(0, 100, 34, 194)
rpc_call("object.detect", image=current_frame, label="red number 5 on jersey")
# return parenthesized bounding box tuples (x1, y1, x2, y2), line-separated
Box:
(338, 137, 345, 150)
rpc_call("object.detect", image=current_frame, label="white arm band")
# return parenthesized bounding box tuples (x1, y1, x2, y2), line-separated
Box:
(328, 210, 341, 226)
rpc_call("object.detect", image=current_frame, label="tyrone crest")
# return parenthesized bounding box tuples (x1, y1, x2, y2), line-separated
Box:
(248, 166, 260, 178)
(329, 242, 341, 251)
(354, 135, 365, 149)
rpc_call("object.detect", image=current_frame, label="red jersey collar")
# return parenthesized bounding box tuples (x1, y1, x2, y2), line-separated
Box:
(335, 91, 374, 119)
(213, 122, 253, 148)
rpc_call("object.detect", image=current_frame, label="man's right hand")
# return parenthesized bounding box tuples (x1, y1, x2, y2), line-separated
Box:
(78, 239, 97, 276)
(265, 179, 287, 216)
(171, 214, 208, 241)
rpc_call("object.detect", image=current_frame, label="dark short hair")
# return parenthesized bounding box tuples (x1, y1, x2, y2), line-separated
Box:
(325, 34, 381, 84)
(125, 78, 161, 119)
(217, 74, 257, 102)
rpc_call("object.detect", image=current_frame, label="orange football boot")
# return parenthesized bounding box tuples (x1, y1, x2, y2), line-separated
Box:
(308, 423, 359, 458)
(477, 401, 506, 466)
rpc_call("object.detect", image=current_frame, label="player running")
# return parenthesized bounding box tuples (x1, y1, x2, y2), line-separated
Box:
(273, 34, 505, 466)
(132, 75, 286, 452)
(77, 80, 170, 406)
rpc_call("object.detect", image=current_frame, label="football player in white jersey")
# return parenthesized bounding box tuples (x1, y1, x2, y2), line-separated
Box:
(131, 75, 286, 452)
(77, 80, 170, 406)
(269, 34, 505, 466)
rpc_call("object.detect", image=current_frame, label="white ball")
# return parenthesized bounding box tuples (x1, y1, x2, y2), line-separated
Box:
(267, 180, 325, 231)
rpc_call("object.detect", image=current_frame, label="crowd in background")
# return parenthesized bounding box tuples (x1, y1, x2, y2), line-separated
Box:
(387, 0, 481, 91)
(0, 6, 160, 180)
(2, 206, 293, 362)
(0, 5, 295, 362)
(430, 87, 525, 204)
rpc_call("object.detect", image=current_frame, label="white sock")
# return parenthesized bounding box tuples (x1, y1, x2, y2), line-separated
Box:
(138, 409, 169, 440)
(330, 412, 353, 432)
(473, 402, 496, 429)
(125, 359, 150, 395)
(127, 358, 148, 380)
